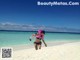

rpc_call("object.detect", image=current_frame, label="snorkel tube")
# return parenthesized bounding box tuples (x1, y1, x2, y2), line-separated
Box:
(38, 30, 42, 34)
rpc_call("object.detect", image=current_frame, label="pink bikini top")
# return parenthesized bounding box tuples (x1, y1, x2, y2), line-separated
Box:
(36, 34, 44, 40)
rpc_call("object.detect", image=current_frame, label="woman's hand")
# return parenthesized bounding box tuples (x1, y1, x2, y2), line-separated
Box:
(45, 43, 47, 47)
(29, 38, 32, 41)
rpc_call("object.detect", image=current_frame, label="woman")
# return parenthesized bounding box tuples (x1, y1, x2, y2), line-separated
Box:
(30, 30, 47, 50)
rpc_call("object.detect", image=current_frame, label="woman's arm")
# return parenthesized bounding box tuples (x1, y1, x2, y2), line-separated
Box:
(42, 40, 47, 47)
(29, 34, 36, 41)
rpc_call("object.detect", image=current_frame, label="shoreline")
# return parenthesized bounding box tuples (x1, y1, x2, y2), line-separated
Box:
(0, 40, 80, 51)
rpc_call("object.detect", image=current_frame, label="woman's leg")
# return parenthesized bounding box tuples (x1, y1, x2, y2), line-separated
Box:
(38, 42, 42, 49)
(34, 44, 38, 50)
(38, 45, 41, 49)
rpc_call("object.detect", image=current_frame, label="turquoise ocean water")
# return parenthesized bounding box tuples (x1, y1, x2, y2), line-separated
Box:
(0, 31, 80, 47)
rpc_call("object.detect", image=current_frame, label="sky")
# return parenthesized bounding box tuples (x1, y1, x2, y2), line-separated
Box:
(0, 0, 80, 29)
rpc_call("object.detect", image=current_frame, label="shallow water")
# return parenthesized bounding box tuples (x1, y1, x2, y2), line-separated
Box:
(0, 31, 80, 47)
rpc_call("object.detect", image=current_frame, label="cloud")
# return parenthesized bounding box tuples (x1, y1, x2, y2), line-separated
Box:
(0, 22, 80, 32)
(0, 22, 16, 25)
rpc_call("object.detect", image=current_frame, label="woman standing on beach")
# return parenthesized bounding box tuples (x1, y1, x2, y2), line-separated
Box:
(30, 30, 47, 50)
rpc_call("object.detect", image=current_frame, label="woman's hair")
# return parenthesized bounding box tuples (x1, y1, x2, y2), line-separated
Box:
(41, 30, 45, 34)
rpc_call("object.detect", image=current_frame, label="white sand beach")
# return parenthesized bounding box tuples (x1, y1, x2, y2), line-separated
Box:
(0, 41, 80, 60)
